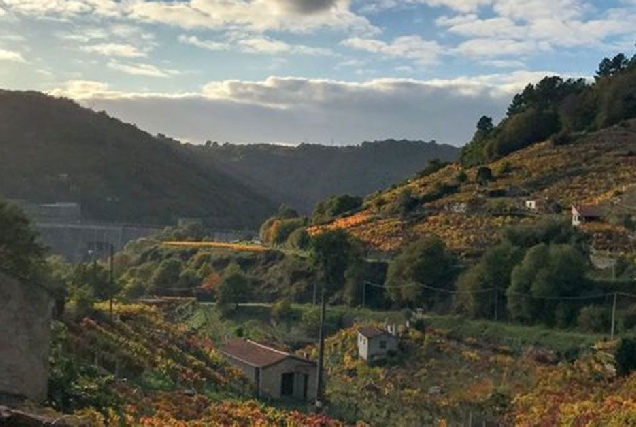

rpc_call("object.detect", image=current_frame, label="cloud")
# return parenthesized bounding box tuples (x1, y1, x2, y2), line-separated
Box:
(81, 43, 147, 58)
(107, 61, 180, 78)
(455, 38, 551, 58)
(179, 34, 333, 56)
(178, 35, 229, 51)
(50, 72, 567, 146)
(342, 36, 442, 64)
(0, 7, 6, 16)
(128, 0, 378, 34)
(270, 0, 341, 15)
(0, 48, 25, 62)
(359, 0, 490, 14)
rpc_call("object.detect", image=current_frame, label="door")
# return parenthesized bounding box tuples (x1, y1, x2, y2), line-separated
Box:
(302, 373, 309, 400)
(281, 372, 294, 397)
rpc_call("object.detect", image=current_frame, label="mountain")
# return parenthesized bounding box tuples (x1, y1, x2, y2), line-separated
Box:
(185, 140, 459, 213)
(309, 119, 636, 255)
(0, 90, 277, 228)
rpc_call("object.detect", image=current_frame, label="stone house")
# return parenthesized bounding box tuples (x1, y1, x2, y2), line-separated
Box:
(0, 273, 52, 404)
(357, 326, 399, 364)
(572, 204, 603, 226)
(220, 338, 317, 401)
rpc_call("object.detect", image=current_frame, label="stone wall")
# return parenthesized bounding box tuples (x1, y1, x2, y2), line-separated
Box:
(0, 273, 52, 404)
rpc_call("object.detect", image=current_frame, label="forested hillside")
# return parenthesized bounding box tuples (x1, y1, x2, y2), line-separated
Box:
(0, 91, 276, 228)
(186, 140, 459, 212)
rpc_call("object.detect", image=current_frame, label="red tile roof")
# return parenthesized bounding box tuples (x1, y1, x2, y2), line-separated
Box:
(573, 204, 603, 218)
(358, 326, 394, 339)
(220, 338, 315, 368)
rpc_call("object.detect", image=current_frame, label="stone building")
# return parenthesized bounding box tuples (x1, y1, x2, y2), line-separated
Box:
(220, 338, 317, 401)
(357, 326, 399, 364)
(0, 273, 52, 404)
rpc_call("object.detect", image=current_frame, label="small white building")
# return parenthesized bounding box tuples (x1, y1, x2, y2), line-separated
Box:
(357, 326, 399, 364)
(572, 204, 603, 227)
(525, 199, 544, 211)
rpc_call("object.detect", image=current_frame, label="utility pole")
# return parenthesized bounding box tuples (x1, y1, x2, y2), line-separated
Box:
(109, 243, 114, 322)
(611, 292, 618, 340)
(315, 284, 326, 412)
(493, 284, 498, 322)
(312, 282, 317, 306)
(362, 281, 366, 309)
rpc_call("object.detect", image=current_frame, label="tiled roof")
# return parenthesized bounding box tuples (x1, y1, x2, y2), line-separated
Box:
(220, 338, 315, 368)
(358, 326, 393, 339)
(573, 204, 603, 218)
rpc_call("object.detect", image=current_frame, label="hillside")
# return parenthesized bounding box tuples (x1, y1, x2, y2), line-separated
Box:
(0, 90, 276, 228)
(43, 303, 340, 426)
(186, 140, 459, 213)
(310, 120, 636, 254)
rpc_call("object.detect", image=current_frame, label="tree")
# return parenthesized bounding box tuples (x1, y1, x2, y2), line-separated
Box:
(386, 235, 456, 308)
(0, 199, 45, 280)
(507, 243, 590, 327)
(149, 258, 182, 294)
(310, 229, 364, 301)
(476, 166, 493, 186)
(455, 242, 523, 319)
(217, 263, 251, 313)
(312, 195, 363, 224)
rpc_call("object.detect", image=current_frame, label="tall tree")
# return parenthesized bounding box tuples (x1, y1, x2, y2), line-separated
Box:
(386, 235, 456, 307)
(0, 199, 45, 280)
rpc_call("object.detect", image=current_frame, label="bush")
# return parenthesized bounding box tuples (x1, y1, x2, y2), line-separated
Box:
(551, 130, 573, 146)
(577, 305, 612, 333)
(615, 337, 636, 377)
(271, 298, 295, 321)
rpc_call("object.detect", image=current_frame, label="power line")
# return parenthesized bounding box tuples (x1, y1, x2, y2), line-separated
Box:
(365, 281, 636, 301)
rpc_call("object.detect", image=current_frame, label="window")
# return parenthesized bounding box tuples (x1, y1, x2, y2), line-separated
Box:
(379, 340, 387, 349)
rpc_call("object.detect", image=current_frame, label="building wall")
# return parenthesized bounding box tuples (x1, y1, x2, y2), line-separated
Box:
(0, 273, 52, 404)
(260, 358, 317, 401)
(358, 333, 398, 363)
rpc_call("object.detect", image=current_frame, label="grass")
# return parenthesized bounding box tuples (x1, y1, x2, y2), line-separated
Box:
(180, 301, 605, 356)
(424, 315, 606, 354)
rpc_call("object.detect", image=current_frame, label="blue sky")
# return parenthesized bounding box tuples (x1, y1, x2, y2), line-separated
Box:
(1, 0, 635, 145)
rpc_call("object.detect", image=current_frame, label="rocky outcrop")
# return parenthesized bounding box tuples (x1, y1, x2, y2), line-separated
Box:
(0, 273, 52, 404)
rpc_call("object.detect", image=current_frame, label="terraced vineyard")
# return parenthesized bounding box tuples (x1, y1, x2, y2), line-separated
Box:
(48, 303, 341, 426)
(311, 120, 636, 255)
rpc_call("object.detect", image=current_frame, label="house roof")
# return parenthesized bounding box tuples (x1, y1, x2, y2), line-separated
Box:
(220, 338, 315, 368)
(573, 204, 603, 218)
(358, 326, 395, 339)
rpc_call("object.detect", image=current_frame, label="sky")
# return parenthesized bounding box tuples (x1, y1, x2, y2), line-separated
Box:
(1, 0, 635, 146)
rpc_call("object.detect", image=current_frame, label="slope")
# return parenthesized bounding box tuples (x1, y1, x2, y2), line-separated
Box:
(0, 90, 276, 228)
(186, 140, 459, 213)
(310, 120, 636, 254)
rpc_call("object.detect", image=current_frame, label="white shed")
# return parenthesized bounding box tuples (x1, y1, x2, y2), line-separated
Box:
(357, 326, 399, 364)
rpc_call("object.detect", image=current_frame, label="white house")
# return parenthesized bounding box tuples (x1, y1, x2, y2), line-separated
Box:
(357, 326, 399, 364)
(525, 199, 544, 212)
(572, 204, 603, 227)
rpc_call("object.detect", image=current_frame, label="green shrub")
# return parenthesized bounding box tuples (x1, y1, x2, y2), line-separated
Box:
(577, 305, 612, 333)
(271, 298, 295, 321)
(615, 337, 636, 377)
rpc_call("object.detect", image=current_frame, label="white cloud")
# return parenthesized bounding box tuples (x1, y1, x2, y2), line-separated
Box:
(455, 38, 551, 58)
(179, 34, 333, 56)
(359, 0, 490, 14)
(107, 61, 180, 78)
(342, 35, 442, 64)
(81, 43, 147, 58)
(178, 35, 229, 51)
(0, 7, 6, 16)
(48, 71, 575, 146)
(50, 80, 111, 99)
(129, 0, 378, 34)
(0, 48, 25, 62)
